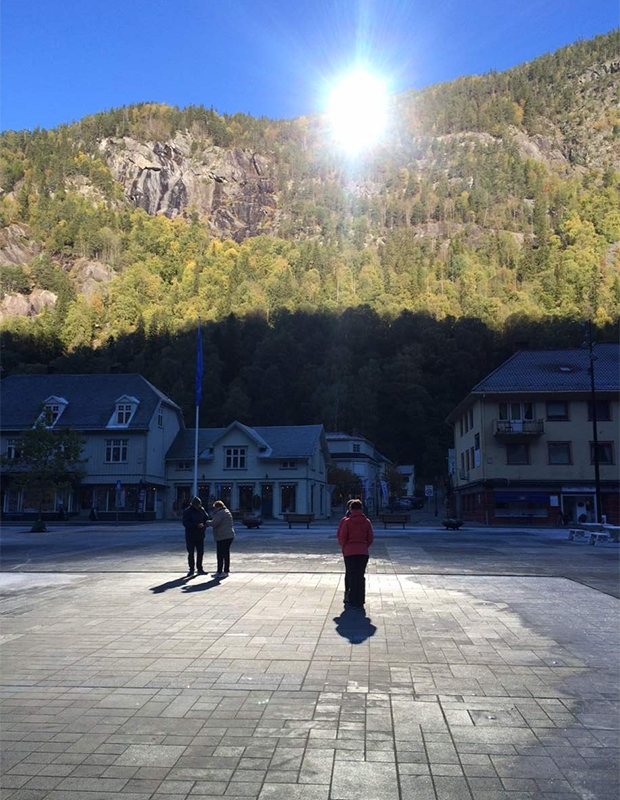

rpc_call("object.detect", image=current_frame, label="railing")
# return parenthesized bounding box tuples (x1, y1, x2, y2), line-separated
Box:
(494, 419, 544, 436)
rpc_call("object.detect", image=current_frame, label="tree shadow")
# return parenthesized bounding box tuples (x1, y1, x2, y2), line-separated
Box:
(150, 575, 195, 594)
(181, 576, 224, 593)
(333, 608, 377, 644)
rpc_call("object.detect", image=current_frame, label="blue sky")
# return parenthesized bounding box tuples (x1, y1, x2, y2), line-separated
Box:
(1, 0, 617, 131)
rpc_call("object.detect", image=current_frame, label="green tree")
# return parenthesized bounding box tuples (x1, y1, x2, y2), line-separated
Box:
(2, 418, 85, 531)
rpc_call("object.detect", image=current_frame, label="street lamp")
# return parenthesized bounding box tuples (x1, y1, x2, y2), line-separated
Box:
(585, 320, 602, 523)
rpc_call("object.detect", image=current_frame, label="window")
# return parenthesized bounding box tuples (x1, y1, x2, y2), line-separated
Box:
(44, 404, 61, 426)
(546, 401, 569, 421)
(468, 408, 474, 429)
(506, 443, 529, 465)
(470, 446, 475, 468)
(466, 449, 470, 470)
(158, 407, 164, 427)
(590, 442, 614, 465)
(175, 461, 191, 470)
(548, 442, 572, 465)
(105, 439, 128, 463)
(464, 414, 469, 433)
(474, 433, 480, 450)
(218, 484, 233, 507)
(588, 400, 611, 421)
(460, 452, 465, 471)
(459, 418, 463, 436)
(6, 439, 20, 460)
(353, 444, 361, 453)
(281, 460, 296, 470)
(225, 447, 246, 469)
(239, 485, 254, 512)
(500, 402, 535, 421)
(116, 404, 134, 425)
(281, 484, 297, 513)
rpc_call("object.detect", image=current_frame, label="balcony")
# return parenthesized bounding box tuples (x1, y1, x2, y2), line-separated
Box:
(494, 419, 544, 438)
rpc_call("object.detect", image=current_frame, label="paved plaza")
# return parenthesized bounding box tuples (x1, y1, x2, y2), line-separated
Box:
(1, 523, 619, 800)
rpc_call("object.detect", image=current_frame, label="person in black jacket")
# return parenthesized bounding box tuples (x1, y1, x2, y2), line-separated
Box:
(182, 496, 208, 575)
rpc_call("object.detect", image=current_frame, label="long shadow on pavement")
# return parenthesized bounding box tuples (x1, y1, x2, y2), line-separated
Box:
(181, 577, 224, 593)
(150, 575, 195, 593)
(334, 608, 377, 644)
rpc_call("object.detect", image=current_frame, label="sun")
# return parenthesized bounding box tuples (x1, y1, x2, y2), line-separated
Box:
(326, 69, 389, 155)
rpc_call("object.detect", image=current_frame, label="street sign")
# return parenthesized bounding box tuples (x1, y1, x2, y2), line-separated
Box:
(424, 484, 434, 497)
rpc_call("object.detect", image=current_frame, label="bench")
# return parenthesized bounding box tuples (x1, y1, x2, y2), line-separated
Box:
(378, 513, 409, 529)
(568, 528, 611, 546)
(284, 513, 314, 529)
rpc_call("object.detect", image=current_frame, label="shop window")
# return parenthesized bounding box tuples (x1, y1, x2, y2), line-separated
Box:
(590, 442, 614, 465)
(105, 439, 128, 463)
(281, 484, 297, 513)
(225, 447, 246, 469)
(239, 485, 254, 512)
(546, 401, 569, 421)
(217, 484, 232, 508)
(548, 442, 572, 465)
(22, 487, 54, 513)
(506, 443, 529, 465)
(588, 400, 611, 421)
(494, 492, 549, 518)
(4, 488, 20, 512)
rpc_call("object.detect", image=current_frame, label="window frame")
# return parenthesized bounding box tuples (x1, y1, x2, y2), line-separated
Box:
(6, 439, 20, 460)
(590, 441, 614, 465)
(546, 400, 569, 421)
(506, 443, 530, 465)
(105, 438, 128, 463)
(588, 400, 611, 421)
(224, 446, 247, 470)
(547, 441, 572, 465)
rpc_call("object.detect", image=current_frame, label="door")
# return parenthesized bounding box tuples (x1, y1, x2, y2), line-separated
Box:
(261, 484, 273, 518)
(562, 494, 595, 524)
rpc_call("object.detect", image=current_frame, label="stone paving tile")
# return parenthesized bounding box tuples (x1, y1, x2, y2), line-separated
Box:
(1, 556, 619, 800)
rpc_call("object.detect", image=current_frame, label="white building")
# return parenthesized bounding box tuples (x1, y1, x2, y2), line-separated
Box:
(325, 432, 392, 514)
(166, 421, 331, 519)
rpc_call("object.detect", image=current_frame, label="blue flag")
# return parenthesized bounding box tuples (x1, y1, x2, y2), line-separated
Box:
(195, 320, 203, 407)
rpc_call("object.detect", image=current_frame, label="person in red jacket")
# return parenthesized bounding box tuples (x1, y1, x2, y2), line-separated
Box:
(337, 499, 374, 609)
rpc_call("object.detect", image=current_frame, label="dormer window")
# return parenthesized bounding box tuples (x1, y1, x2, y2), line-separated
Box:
(107, 395, 139, 428)
(117, 404, 133, 425)
(39, 396, 68, 428)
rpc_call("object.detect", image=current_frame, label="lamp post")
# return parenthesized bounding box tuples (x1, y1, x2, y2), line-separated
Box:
(586, 320, 602, 523)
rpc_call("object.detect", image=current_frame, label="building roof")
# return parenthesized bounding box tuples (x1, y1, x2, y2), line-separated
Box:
(166, 423, 325, 460)
(0, 374, 182, 431)
(471, 344, 619, 393)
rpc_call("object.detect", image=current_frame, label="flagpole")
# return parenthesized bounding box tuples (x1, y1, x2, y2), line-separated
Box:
(192, 404, 199, 498)
(193, 318, 203, 499)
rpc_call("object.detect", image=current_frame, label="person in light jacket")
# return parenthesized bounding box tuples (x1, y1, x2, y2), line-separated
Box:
(207, 500, 235, 577)
(337, 499, 373, 609)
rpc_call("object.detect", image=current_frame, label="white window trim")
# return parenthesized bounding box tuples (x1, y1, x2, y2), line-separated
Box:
(105, 438, 129, 463)
(225, 446, 247, 470)
(107, 395, 140, 429)
(37, 396, 69, 428)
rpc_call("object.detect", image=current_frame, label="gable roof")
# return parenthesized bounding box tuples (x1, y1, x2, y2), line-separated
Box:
(166, 423, 325, 461)
(471, 343, 619, 393)
(0, 374, 182, 431)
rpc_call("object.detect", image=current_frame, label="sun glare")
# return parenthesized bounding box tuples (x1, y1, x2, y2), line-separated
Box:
(326, 69, 389, 155)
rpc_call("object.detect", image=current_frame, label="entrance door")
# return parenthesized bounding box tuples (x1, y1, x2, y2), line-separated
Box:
(562, 494, 595, 524)
(261, 484, 273, 518)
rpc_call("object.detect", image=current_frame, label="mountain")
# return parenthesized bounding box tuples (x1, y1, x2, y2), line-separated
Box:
(0, 31, 619, 338)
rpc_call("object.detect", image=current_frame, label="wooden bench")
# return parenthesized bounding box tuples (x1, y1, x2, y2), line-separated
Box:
(378, 513, 409, 529)
(568, 528, 611, 546)
(284, 513, 314, 529)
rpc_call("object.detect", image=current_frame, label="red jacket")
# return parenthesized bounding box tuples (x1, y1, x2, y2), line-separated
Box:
(337, 509, 374, 556)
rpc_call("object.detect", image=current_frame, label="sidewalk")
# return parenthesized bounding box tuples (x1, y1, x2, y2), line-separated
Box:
(1, 531, 619, 799)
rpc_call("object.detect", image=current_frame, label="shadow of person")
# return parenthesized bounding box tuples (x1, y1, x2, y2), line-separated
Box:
(333, 608, 377, 644)
(150, 575, 195, 594)
(181, 577, 223, 593)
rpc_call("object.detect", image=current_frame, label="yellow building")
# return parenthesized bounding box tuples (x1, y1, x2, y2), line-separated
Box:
(447, 344, 620, 526)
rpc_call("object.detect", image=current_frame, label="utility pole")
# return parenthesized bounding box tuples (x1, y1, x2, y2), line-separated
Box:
(586, 320, 602, 523)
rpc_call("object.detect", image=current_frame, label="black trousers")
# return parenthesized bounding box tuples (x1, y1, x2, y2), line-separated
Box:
(216, 538, 232, 573)
(344, 554, 369, 607)
(185, 531, 205, 571)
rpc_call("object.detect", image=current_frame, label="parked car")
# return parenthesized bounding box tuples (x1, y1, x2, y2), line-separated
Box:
(398, 496, 424, 510)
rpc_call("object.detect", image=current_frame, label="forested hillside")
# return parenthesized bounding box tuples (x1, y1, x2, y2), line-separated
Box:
(0, 30, 619, 476)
